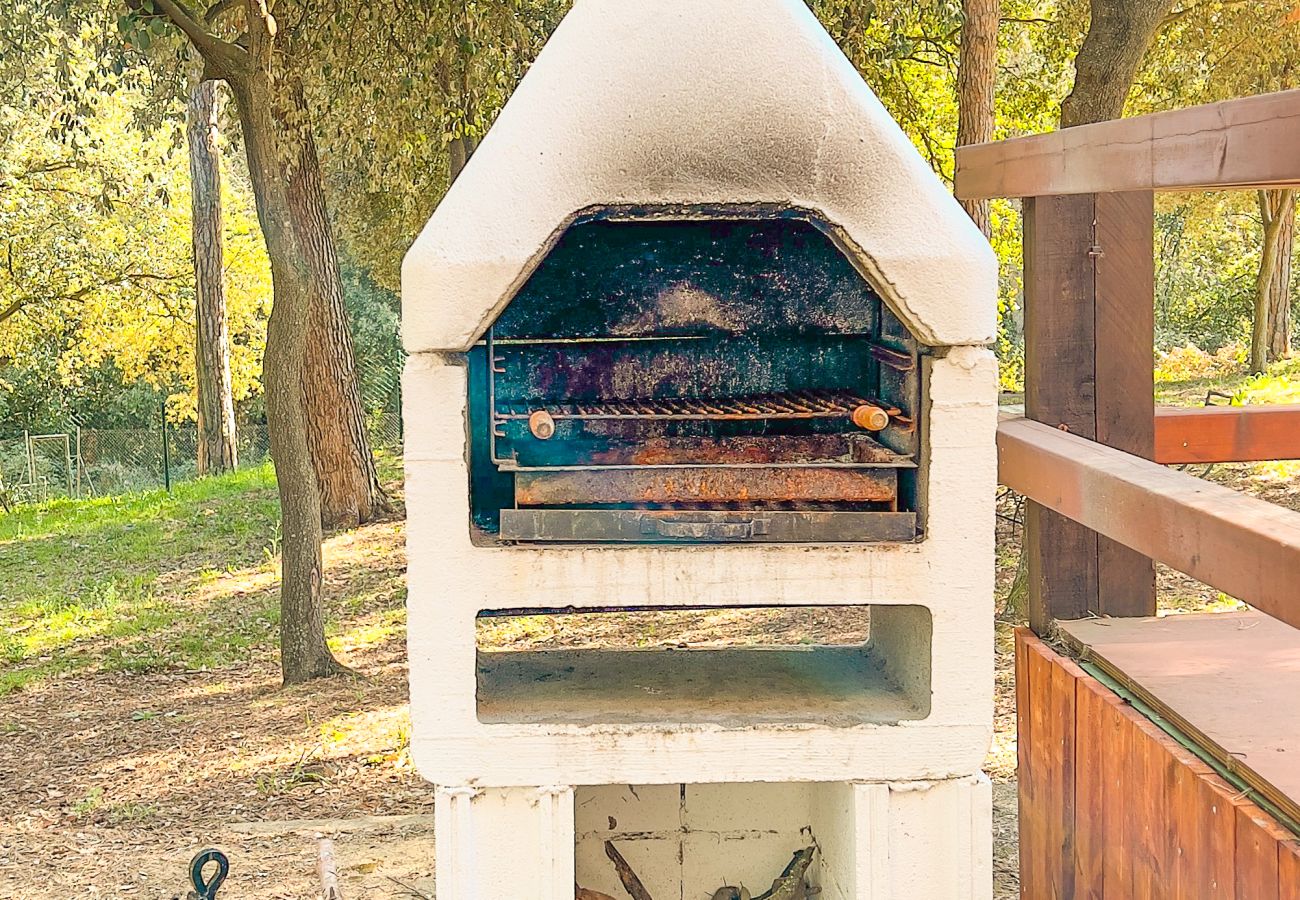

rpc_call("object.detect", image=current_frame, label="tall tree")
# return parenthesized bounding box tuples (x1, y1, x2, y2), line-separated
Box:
(186, 76, 238, 475)
(133, 0, 352, 683)
(1060, 0, 1177, 127)
(1253, 189, 1296, 372)
(1134, 2, 1300, 369)
(956, 0, 999, 237)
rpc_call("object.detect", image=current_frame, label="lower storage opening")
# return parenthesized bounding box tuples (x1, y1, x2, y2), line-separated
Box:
(475, 604, 932, 726)
(575, 782, 861, 900)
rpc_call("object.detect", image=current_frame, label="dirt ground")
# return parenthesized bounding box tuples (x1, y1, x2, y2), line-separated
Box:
(5, 459, 1294, 898)
(0, 516, 1024, 899)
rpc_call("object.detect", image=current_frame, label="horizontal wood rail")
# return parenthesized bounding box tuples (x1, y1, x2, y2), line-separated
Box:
(998, 417, 1300, 632)
(1155, 405, 1300, 464)
(1002, 404, 1300, 464)
(955, 88, 1300, 199)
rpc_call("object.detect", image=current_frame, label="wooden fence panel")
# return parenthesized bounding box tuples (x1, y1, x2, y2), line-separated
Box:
(1280, 841, 1300, 900)
(1016, 630, 1298, 899)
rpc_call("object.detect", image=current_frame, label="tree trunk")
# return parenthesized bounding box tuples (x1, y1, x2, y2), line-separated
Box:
(1269, 193, 1295, 363)
(149, 0, 348, 686)
(956, 0, 999, 237)
(277, 82, 387, 530)
(1060, 0, 1176, 128)
(449, 134, 478, 184)
(1253, 189, 1296, 373)
(230, 73, 347, 685)
(187, 77, 238, 476)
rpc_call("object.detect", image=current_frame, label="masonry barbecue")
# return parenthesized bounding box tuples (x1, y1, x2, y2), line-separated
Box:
(402, 1, 998, 897)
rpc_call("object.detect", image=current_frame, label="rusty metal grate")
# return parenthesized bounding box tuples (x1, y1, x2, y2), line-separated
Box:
(496, 389, 908, 423)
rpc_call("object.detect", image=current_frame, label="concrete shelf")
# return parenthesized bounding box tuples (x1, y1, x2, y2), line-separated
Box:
(477, 644, 927, 726)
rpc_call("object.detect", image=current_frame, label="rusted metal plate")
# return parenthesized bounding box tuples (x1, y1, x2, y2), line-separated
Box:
(997, 416, 1300, 632)
(515, 466, 897, 506)
(1059, 612, 1300, 828)
(499, 509, 918, 543)
(522, 431, 909, 468)
(1155, 405, 1300, 464)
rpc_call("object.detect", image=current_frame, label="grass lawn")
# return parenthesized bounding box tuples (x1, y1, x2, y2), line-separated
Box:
(0, 455, 406, 696)
(0, 457, 422, 898)
(0, 465, 283, 694)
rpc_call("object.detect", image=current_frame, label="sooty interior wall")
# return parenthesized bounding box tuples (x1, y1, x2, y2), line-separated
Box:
(467, 212, 923, 539)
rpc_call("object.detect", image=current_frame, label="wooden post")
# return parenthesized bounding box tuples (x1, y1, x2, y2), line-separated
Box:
(1022, 192, 1156, 632)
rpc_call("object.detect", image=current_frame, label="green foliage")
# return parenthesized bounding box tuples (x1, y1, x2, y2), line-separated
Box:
(341, 260, 402, 417)
(1155, 192, 1263, 351)
(1233, 357, 1300, 405)
(0, 4, 271, 432)
(310, 0, 569, 290)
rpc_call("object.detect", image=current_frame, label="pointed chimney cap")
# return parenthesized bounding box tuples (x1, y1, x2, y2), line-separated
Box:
(402, 0, 996, 352)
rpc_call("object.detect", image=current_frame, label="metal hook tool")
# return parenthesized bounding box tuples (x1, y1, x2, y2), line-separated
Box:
(187, 848, 229, 900)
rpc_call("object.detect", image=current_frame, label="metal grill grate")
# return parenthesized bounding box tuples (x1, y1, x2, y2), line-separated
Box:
(496, 389, 909, 424)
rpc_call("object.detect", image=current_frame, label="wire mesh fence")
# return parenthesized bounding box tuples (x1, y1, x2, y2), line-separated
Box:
(0, 412, 402, 509)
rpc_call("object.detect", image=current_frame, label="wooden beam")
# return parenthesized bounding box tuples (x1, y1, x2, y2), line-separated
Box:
(1021, 193, 1155, 633)
(1023, 195, 1098, 631)
(999, 417, 1300, 633)
(1093, 192, 1157, 617)
(1154, 405, 1300, 464)
(955, 89, 1300, 199)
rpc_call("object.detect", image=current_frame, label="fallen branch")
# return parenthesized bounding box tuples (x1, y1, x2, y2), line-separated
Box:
(385, 875, 432, 899)
(317, 839, 342, 900)
(754, 847, 816, 900)
(577, 889, 617, 900)
(603, 840, 655, 900)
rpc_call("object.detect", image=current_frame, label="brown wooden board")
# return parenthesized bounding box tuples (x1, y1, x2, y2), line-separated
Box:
(1018, 630, 1298, 900)
(1092, 191, 1157, 619)
(1280, 840, 1300, 900)
(1073, 677, 1116, 898)
(1059, 612, 1300, 828)
(1022, 195, 1100, 631)
(1006, 404, 1300, 466)
(1015, 628, 1039, 898)
(1154, 405, 1300, 464)
(1178, 766, 1244, 899)
(955, 88, 1300, 199)
(1237, 802, 1289, 900)
(998, 417, 1300, 633)
(1019, 632, 1078, 899)
(1020, 193, 1156, 631)
(1129, 707, 1175, 898)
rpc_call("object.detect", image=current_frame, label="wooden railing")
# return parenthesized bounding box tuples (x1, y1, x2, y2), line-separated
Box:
(1154, 404, 1300, 464)
(957, 88, 1300, 633)
(998, 417, 1300, 632)
(957, 88, 1300, 198)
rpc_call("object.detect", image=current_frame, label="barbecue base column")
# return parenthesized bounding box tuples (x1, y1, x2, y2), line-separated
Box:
(434, 785, 575, 900)
(852, 774, 993, 900)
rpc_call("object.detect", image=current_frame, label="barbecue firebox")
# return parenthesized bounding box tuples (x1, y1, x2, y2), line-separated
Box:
(469, 211, 923, 544)
(402, 1, 997, 898)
